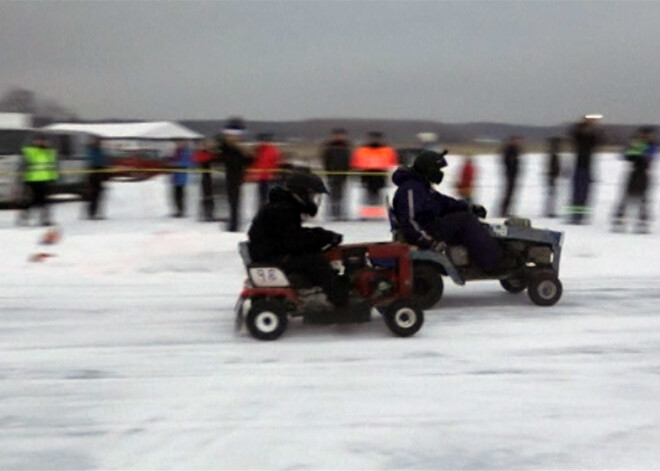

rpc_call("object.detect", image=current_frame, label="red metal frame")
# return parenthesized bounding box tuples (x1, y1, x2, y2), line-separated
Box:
(239, 242, 413, 308)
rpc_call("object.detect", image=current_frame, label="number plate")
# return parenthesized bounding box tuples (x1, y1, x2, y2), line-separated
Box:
(248, 267, 290, 287)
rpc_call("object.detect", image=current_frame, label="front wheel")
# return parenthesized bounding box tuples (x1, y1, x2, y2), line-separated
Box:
(527, 273, 562, 306)
(245, 299, 289, 340)
(382, 301, 424, 337)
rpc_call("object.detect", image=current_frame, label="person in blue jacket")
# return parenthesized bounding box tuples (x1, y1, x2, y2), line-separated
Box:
(86, 136, 110, 219)
(391, 150, 502, 271)
(170, 139, 193, 217)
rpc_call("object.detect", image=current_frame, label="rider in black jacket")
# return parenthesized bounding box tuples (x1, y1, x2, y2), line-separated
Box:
(248, 172, 348, 307)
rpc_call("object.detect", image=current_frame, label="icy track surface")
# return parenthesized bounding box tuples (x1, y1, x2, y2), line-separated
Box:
(1, 153, 660, 470)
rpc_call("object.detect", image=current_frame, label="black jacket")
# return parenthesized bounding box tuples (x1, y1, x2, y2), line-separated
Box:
(321, 138, 351, 173)
(248, 187, 338, 262)
(216, 138, 253, 184)
(502, 143, 520, 178)
(571, 123, 602, 170)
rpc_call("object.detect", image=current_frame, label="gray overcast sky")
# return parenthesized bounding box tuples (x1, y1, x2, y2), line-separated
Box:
(1, 0, 659, 125)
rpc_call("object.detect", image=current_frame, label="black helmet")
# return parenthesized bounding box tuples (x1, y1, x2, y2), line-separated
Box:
(413, 150, 448, 184)
(284, 171, 328, 216)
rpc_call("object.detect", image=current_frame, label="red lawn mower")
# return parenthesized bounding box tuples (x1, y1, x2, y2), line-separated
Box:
(235, 241, 425, 340)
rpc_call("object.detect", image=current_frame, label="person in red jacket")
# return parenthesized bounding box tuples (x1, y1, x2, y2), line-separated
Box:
(455, 155, 476, 204)
(248, 133, 282, 210)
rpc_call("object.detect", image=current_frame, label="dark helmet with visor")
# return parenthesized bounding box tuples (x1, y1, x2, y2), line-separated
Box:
(413, 150, 448, 184)
(285, 171, 329, 216)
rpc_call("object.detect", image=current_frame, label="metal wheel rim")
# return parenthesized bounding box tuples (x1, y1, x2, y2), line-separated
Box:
(394, 307, 417, 328)
(537, 280, 558, 300)
(255, 311, 279, 333)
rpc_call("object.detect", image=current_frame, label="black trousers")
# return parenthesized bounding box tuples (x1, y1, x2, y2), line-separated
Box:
(545, 178, 557, 217)
(427, 211, 502, 271)
(360, 172, 386, 205)
(22, 181, 52, 225)
(226, 176, 242, 232)
(87, 170, 106, 218)
(500, 173, 517, 217)
(277, 252, 348, 307)
(173, 185, 185, 216)
(327, 175, 347, 219)
(257, 181, 272, 209)
(200, 172, 215, 220)
(570, 168, 591, 222)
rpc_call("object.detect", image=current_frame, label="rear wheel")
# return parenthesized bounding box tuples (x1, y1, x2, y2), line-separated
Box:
(245, 299, 288, 340)
(412, 262, 444, 309)
(382, 301, 424, 337)
(527, 273, 562, 306)
(500, 277, 528, 294)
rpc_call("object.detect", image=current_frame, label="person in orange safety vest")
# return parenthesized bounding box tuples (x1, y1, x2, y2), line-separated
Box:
(350, 131, 398, 219)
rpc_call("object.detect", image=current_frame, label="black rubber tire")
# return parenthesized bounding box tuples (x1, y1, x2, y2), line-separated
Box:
(527, 273, 563, 306)
(383, 300, 424, 337)
(245, 299, 288, 340)
(500, 277, 528, 294)
(412, 262, 444, 309)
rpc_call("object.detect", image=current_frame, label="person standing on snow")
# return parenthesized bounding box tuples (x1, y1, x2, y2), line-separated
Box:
(249, 133, 281, 211)
(455, 155, 476, 205)
(499, 135, 522, 217)
(85, 135, 110, 220)
(350, 131, 398, 219)
(391, 150, 502, 272)
(321, 128, 352, 221)
(216, 117, 253, 232)
(169, 139, 193, 218)
(612, 126, 657, 233)
(544, 136, 562, 218)
(194, 138, 218, 222)
(17, 133, 58, 227)
(568, 115, 603, 224)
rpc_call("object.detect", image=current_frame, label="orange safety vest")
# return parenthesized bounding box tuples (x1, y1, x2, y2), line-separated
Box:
(350, 145, 398, 170)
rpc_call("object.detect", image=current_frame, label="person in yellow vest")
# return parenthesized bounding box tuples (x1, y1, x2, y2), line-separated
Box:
(350, 131, 398, 219)
(18, 133, 58, 226)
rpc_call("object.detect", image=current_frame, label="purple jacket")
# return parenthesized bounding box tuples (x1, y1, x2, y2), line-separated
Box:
(391, 167, 469, 248)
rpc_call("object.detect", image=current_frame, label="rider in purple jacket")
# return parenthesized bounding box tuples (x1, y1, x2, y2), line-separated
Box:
(391, 150, 502, 271)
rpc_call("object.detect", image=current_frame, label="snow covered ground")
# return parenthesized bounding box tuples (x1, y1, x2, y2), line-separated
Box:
(1, 152, 659, 470)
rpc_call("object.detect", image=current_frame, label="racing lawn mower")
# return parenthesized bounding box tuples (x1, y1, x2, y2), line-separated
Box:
(235, 241, 424, 340)
(390, 214, 565, 309)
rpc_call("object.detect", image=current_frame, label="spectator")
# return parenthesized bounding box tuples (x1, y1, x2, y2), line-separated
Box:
(568, 115, 603, 224)
(17, 133, 58, 226)
(194, 139, 217, 221)
(499, 135, 522, 217)
(216, 117, 253, 232)
(455, 155, 476, 204)
(249, 133, 281, 211)
(169, 139, 193, 218)
(321, 128, 351, 220)
(350, 131, 398, 219)
(544, 136, 562, 218)
(612, 126, 657, 233)
(85, 135, 110, 220)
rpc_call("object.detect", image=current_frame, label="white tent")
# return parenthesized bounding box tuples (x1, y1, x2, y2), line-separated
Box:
(42, 121, 204, 140)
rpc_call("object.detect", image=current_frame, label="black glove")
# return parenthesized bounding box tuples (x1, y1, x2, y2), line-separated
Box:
(321, 231, 343, 251)
(330, 232, 343, 247)
(472, 204, 487, 219)
(431, 240, 447, 252)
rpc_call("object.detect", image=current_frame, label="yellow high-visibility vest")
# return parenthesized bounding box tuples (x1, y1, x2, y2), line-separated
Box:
(22, 146, 58, 182)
